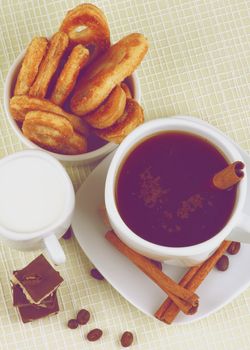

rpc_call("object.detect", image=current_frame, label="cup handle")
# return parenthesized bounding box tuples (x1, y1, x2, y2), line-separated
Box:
(43, 234, 66, 265)
(228, 213, 250, 243)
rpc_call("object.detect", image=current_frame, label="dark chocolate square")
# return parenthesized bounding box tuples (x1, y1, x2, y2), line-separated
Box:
(13, 255, 63, 304)
(13, 284, 56, 308)
(18, 294, 59, 323)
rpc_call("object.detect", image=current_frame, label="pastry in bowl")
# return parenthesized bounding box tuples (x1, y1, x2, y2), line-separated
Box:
(4, 3, 148, 165)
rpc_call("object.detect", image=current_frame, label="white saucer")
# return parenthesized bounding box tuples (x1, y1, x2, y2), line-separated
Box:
(72, 117, 250, 325)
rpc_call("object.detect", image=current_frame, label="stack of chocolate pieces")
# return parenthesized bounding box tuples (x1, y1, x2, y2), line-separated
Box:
(11, 254, 64, 323)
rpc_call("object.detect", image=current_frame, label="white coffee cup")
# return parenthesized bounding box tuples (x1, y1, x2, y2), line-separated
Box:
(0, 150, 75, 264)
(105, 117, 250, 266)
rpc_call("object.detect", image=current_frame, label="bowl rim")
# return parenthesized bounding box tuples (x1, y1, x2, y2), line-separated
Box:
(4, 47, 141, 163)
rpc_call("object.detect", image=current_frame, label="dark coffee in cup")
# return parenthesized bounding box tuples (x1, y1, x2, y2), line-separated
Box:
(116, 132, 237, 247)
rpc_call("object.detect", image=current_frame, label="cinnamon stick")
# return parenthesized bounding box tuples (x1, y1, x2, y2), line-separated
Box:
(105, 231, 199, 314)
(162, 290, 197, 315)
(155, 264, 201, 321)
(212, 161, 244, 190)
(157, 240, 231, 324)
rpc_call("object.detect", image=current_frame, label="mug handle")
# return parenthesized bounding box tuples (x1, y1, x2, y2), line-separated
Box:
(43, 234, 66, 265)
(228, 213, 250, 243)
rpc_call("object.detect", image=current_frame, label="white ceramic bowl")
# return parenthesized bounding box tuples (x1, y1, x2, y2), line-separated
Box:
(4, 49, 141, 166)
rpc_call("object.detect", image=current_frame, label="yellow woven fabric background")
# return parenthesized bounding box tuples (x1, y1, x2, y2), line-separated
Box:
(1, 0, 250, 349)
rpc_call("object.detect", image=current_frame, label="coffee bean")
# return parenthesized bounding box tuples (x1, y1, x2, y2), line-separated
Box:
(90, 268, 105, 281)
(67, 319, 78, 329)
(62, 227, 73, 240)
(76, 309, 90, 325)
(216, 255, 229, 271)
(121, 331, 134, 347)
(87, 328, 103, 341)
(227, 242, 241, 255)
(150, 259, 162, 270)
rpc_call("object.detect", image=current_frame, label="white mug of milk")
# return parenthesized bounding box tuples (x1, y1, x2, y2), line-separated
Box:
(0, 150, 75, 265)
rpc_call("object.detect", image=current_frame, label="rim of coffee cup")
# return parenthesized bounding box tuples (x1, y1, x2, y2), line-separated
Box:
(3, 48, 141, 166)
(105, 117, 247, 257)
(0, 150, 75, 241)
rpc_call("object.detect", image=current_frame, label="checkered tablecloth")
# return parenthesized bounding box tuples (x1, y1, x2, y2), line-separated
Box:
(1, 0, 250, 349)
